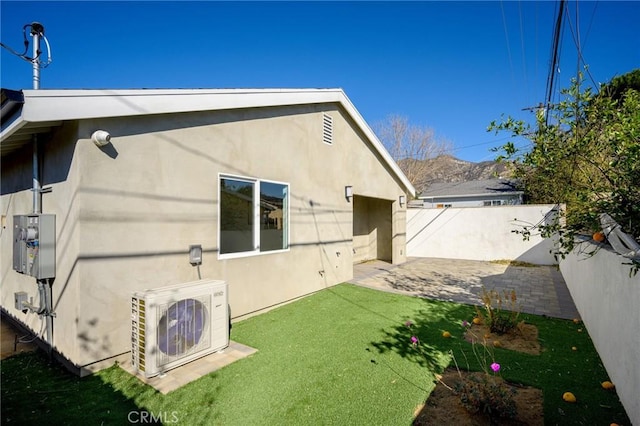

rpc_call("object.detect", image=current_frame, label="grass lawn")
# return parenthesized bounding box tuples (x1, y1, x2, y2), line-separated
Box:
(1, 284, 630, 425)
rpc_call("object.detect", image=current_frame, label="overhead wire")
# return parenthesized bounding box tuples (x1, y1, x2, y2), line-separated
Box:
(564, 0, 599, 91)
(500, 1, 515, 84)
(518, 1, 529, 99)
(544, 0, 566, 124)
(0, 22, 52, 68)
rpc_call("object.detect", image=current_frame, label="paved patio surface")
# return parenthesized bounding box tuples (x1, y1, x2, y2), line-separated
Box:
(350, 257, 579, 320)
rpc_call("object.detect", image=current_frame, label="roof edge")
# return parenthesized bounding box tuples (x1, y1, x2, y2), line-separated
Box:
(3, 88, 416, 195)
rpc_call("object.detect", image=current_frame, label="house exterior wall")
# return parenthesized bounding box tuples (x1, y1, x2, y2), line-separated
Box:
(1, 102, 408, 371)
(1, 121, 84, 364)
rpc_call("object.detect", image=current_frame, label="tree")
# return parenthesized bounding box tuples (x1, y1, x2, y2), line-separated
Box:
(375, 115, 451, 188)
(489, 70, 640, 261)
(598, 68, 640, 103)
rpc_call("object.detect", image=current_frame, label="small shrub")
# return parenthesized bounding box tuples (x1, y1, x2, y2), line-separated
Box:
(406, 319, 519, 422)
(476, 287, 521, 335)
(455, 373, 517, 420)
(453, 322, 518, 421)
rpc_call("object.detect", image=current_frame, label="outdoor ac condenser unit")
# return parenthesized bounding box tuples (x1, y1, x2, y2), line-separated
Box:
(131, 279, 229, 378)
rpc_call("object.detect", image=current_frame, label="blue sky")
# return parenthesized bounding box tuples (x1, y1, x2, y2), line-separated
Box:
(2, 1, 638, 162)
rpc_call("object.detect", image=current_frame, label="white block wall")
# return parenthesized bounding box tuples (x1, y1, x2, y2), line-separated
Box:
(560, 241, 640, 425)
(407, 205, 558, 265)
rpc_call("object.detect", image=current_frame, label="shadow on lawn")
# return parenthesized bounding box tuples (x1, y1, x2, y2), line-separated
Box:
(369, 299, 476, 372)
(1, 350, 161, 425)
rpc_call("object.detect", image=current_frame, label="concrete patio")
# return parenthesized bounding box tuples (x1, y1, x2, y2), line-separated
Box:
(350, 257, 579, 320)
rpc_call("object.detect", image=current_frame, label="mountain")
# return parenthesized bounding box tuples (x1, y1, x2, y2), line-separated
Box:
(409, 155, 515, 193)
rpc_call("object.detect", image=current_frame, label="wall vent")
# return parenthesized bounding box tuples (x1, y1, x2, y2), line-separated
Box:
(322, 113, 333, 145)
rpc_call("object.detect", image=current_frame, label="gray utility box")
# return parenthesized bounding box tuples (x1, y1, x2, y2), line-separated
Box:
(13, 214, 56, 279)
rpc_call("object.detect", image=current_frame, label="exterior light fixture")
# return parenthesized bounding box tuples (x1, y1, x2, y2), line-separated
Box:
(91, 130, 111, 147)
(399, 195, 406, 207)
(345, 186, 353, 201)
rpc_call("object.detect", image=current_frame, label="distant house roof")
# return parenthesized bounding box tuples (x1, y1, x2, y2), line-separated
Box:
(0, 88, 416, 196)
(419, 179, 522, 199)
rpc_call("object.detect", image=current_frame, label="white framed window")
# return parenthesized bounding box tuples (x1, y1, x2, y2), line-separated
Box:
(219, 175, 289, 258)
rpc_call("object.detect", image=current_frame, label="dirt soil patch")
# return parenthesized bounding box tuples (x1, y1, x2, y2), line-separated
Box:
(464, 322, 541, 355)
(413, 369, 543, 425)
(413, 322, 543, 424)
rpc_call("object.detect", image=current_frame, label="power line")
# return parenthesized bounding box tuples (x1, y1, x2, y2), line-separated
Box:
(544, 0, 566, 124)
(0, 22, 52, 68)
(564, 0, 599, 91)
(500, 1, 515, 84)
(518, 1, 529, 97)
(451, 136, 513, 153)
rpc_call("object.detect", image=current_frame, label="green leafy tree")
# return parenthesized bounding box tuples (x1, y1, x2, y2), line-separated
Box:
(489, 70, 640, 260)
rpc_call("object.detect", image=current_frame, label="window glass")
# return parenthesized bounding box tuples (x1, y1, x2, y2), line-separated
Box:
(220, 178, 255, 254)
(260, 182, 288, 252)
(220, 177, 289, 256)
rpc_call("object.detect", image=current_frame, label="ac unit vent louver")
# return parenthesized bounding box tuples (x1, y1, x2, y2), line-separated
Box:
(322, 113, 333, 145)
(131, 280, 229, 378)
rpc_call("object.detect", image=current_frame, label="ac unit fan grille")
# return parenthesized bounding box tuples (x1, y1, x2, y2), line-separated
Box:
(156, 296, 211, 368)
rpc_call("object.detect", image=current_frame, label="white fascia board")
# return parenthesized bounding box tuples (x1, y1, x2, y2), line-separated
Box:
(0, 113, 26, 141)
(336, 92, 416, 197)
(20, 88, 344, 122)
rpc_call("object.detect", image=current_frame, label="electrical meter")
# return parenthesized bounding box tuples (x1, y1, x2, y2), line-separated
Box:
(13, 214, 56, 279)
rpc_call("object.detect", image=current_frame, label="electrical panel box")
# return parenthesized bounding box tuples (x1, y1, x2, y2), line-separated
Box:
(13, 214, 56, 279)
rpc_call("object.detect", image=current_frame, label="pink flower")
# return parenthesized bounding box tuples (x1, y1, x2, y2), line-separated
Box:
(462, 320, 470, 328)
(411, 336, 419, 346)
(490, 362, 501, 373)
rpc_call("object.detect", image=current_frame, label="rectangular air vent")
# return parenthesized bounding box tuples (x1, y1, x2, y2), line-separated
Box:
(322, 113, 333, 145)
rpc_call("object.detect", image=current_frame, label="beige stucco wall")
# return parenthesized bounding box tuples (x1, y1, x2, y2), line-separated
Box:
(1, 102, 408, 371)
(353, 196, 394, 263)
(1, 121, 84, 364)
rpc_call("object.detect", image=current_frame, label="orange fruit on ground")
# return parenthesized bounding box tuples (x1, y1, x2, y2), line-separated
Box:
(562, 392, 577, 403)
(601, 381, 615, 390)
(442, 331, 451, 338)
(493, 340, 501, 347)
(472, 317, 482, 325)
(593, 231, 606, 242)
(573, 318, 581, 324)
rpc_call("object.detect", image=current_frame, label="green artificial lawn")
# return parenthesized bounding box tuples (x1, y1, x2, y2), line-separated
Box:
(1, 284, 630, 425)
